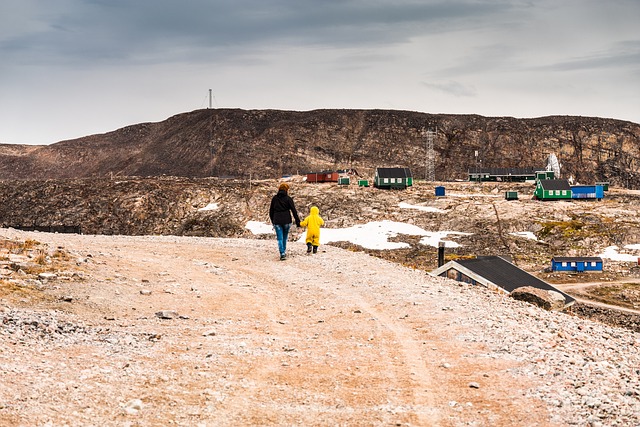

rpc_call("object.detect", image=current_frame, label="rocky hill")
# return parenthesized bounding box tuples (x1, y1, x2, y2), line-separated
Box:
(1, 109, 639, 188)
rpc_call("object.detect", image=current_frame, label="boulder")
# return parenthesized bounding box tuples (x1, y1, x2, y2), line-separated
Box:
(509, 286, 566, 311)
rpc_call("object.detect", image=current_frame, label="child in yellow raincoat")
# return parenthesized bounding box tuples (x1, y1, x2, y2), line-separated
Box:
(300, 206, 324, 254)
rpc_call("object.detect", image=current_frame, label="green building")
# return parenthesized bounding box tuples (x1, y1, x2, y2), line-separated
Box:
(374, 167, 413, 189)
(534, 179, 572, 200)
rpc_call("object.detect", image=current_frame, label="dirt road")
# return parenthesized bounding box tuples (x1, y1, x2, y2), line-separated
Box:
(1, 232, 558, 426)
(553, 281, 640, 315)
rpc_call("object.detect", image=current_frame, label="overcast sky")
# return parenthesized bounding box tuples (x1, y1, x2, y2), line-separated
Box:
(1, 0, 638, 145)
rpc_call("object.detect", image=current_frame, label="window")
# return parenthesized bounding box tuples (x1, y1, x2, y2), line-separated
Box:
(383, 178, 389, 184)
(591, 262, 597, 267)
(390, 178, 396, 183)
(571, 262, 576, 267)
(561, 262, 567, 267)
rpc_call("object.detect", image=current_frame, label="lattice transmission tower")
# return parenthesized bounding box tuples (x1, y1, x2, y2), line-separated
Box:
(424, 128, 437, 181)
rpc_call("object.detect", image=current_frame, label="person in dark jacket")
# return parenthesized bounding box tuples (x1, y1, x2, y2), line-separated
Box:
(269, 182, 301, 260)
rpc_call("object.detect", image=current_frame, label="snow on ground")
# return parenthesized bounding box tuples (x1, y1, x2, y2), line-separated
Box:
(510, 231, 538, 241)
(246, 220, 471, 250)
(445, 193, 502, 198)
(398, 202, 444, 213)
(600, 245, 640, 262)
(198, 203, 219, 211)
(245, 221, 274, 235)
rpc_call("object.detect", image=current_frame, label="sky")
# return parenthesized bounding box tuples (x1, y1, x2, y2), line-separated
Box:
(1, 0, 639, 145)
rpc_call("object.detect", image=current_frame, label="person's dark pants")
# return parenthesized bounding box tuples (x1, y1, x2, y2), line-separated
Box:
(273, 223, 291, 257)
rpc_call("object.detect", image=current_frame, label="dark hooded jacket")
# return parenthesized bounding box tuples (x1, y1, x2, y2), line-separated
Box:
(269, 190, 301, 226)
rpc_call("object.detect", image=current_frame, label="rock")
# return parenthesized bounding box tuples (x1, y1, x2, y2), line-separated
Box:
(509, 286, 566, 311)
(38, 272, 58, 280)
(139, 290, 152, 296)
(155, 310, 179, 319)
(468, 382, 480, 389)
(123, 398, 143, 414)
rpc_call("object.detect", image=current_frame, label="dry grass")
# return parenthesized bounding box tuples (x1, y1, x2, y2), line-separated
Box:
(583, 282, 640, 309)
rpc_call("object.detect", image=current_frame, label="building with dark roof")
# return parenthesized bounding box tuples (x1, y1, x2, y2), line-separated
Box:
(551, 256, 603, 272)
(534, 179, 572, 200)
(374, 167, 413, 189)
(468, 167, 542, 182)
(431, 255, 575, 308)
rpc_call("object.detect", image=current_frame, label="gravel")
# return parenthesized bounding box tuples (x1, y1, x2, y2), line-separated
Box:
(0, 232, 639, 426)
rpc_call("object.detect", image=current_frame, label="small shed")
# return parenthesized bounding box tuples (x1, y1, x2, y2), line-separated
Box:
(571, 185, 604, 200)
(505, 191, 518, 200)
(338, 177, 350, 185)
(534, 179, 572, 200)
(551, 257, 603, 273)
(306, 171, 339, 183)
(374, 167, 413, 189)
(435, 186, 446, 197)
(358, 179, 369, 187)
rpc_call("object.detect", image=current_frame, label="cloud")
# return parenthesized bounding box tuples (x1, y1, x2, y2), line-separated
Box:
(543, 40, 640, 72)
(422, 80, 477, 97)
(0, 0, 523, 66)
(1, 0, 638, 145)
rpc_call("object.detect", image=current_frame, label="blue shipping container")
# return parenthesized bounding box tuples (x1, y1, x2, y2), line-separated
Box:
(571, 185, 604, 200)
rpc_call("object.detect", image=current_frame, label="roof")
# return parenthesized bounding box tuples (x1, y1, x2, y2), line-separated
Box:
(431, 256, 575, 306)
(551, 257, 603, 263)
(468, 167, 540, 176)
(376, 167, 412, 178)
(538, 179, 571, 191)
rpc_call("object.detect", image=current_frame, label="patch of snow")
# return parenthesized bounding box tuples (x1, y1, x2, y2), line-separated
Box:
(446, 193, 501, 198)
(246, 221, 274, 235)
(510, 232, 538, 241)
(198, 203, 219, 211)
(599, 246, 640, 262)
(398, 202, 444, 213)
(419, 231, 471, 248)
(624, 244, 640, 250)
(293, 220, 471, 250)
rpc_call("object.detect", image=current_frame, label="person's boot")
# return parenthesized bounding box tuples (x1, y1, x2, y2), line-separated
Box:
(312, 245, 318, 254)
(306, 243, 312, 254)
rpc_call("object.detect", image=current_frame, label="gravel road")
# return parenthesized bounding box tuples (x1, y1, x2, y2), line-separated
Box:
(0, 230, 639, 426)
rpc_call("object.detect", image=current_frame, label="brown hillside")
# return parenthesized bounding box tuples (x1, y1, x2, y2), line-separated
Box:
(1, 109, 639, 188)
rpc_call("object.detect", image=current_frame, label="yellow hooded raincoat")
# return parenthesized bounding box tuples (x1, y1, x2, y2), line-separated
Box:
(300, 206, 324, 246)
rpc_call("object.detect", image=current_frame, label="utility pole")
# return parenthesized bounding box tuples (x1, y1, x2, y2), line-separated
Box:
(208, 89, 213, 109)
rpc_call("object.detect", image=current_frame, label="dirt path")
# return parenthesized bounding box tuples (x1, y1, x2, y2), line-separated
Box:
(553, 281, 640, 315)
(0, 232, 556, 426)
